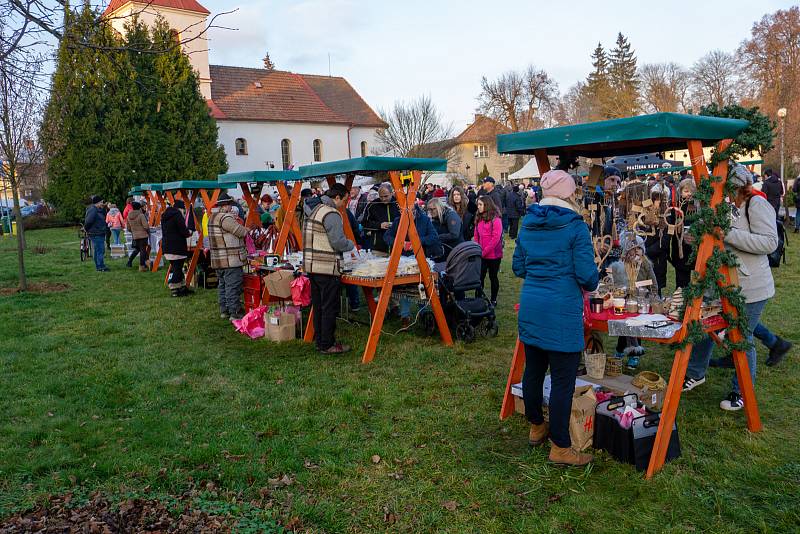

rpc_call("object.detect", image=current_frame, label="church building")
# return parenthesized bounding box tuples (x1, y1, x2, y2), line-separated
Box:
(103, 0, 386, 174)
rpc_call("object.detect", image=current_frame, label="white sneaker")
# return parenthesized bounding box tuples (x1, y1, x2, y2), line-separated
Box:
(720, 392, 744, 411)
(682, 376, 705, 392)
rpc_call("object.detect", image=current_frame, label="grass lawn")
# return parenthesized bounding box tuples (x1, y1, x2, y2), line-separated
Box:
(1, 227, 799, 533)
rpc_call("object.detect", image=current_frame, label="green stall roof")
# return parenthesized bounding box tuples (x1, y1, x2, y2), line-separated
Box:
(217, 170, 302, 184)
(298, 156, 447, 179)
(633, 159, 764, 176)
(128, 186, 144, 195)
(161, 180, 231, 191)
(497, 113, 749, 158)
(140, 183, 166, 192)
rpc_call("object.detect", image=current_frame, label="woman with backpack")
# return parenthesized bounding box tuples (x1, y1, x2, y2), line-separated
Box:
(473, 196, 503, 307)
(683, 165, 778, 411)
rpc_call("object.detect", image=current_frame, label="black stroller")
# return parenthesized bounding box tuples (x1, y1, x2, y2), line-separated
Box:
(420, 241, 498, 342)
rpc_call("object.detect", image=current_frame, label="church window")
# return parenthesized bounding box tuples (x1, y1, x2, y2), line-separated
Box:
(313, 139, 322, 162)
(235, 138, 247, 156)
(281, 139, 292, 170)
(360, 141, 367, 157)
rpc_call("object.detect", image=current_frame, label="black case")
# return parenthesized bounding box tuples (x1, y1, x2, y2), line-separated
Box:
(594, 394, 681, 471)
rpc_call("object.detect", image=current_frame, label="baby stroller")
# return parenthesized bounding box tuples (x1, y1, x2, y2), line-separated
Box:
(420, 241, 498, 342)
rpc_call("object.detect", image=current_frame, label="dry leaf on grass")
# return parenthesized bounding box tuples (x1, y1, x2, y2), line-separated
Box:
(441, 500, 458, 511)
(371, 454, 381, 464)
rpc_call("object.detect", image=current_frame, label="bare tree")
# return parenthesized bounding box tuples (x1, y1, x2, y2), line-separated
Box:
(477, 65, 559, 132)
(690, 50, 740, 108)
(376, 94, 454, 159)
(0, 55, 42, 291)
(556, 82, 594, 125)
(639, 62, 692, 113)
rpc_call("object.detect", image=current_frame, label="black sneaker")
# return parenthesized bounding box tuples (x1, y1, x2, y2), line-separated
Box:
(682, 376, 705, 392)
(709, 356, 735, 368)
(720, 391, 744, 411)
(766, 337, 792, 367)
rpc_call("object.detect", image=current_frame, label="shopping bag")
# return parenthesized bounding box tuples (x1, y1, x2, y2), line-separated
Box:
(593, 394, 639, 464)
(569, 385, 597, 451)
(631, 412, 681, 471)
(290, 275, 311, 306)
(232, 305, 267, 339)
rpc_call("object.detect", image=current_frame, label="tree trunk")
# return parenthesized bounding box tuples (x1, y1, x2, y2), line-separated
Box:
(10, 180, 26, 291)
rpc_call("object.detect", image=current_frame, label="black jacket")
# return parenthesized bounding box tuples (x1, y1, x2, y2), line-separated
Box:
(161, 206, 191, 256)
(363, 200, 400, 252)
(762, 175, 783, 214)
(505, 191, 526, 218)
(84, 204, 108, 237)
(477, 187, 505, 215)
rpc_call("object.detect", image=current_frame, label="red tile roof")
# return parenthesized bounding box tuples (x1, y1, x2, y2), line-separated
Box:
(455, 115, 511, 143)
(208, 65, 386, 128)
(104, 0, 210, 16)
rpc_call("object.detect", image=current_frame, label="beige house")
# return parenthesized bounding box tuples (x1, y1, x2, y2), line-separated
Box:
(447, 115, 519, 185)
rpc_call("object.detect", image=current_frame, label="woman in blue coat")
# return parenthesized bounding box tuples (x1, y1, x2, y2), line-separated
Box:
(513, 169, 598, 466)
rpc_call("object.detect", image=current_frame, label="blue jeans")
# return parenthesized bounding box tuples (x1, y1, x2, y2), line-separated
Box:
(399, 296, 411, 319)
(795, 210, 800, 230)
(502, 214, 509, 232)
(346, 284, 360, 309)
(112, 229, 121, 245)
(90, 235, 107, 270)
(687, 299, 768, 394)
(753, 323, 777, 349)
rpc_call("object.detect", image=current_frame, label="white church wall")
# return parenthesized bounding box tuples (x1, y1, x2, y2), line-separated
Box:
(348, 127, 382, 157)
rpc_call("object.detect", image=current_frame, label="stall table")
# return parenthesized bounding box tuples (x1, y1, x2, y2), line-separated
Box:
(495, 112, 758, 478)
(297, 156, 453, 363)
(217, 170, 304, 304)
(153, 180, 231, 286)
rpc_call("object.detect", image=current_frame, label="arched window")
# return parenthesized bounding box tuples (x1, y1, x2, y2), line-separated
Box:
(235, 138, 247, 156)
(360, 140, 367, 157)
(313, 139, 322, 162)
(281, 139, 292, 170)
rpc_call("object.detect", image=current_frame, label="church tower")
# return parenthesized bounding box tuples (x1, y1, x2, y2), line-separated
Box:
(104, 1, 212, 99)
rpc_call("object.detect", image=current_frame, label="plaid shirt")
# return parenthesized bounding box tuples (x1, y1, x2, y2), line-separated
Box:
(208, 210, 248, 269)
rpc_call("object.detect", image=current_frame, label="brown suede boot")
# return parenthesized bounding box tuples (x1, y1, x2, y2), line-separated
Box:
(548, 444, 593, 466)
(528, 422, 549, 446)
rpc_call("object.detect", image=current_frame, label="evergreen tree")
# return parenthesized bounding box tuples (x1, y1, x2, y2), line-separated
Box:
(41, 3, 138, 220)
(263, 52, 275, 70)
(608, 32, 640, 117)
(477, 163, 490, 181)
(583, 43, 613, 120)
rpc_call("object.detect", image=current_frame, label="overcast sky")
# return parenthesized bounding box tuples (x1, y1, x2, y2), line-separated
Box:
(198, 0, 793, 130)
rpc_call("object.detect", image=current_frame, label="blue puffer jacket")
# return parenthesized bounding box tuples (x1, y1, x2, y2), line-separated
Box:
(513, 202, 598, 352)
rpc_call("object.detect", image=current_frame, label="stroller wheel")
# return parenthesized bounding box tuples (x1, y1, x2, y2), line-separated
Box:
(420, 310, 437, 336)
(483, 319, 499, 338)
(456, 322, 475, 343)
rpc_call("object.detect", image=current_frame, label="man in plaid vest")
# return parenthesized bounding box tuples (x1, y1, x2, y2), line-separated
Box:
(208, 193, 248, 320)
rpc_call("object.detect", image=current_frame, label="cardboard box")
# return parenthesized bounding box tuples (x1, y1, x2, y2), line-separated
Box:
(265, 270, 294, 299)
(266, 312, 296, 342)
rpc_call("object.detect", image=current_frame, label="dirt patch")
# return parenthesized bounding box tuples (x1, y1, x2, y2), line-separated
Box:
(0, 282, 70, 296)
(0, 493, 232, 533)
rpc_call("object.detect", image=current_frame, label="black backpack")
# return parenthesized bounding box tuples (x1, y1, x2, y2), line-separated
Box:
(745, 196, 787, 268)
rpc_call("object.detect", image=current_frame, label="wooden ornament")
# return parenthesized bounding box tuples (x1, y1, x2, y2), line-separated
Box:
(593, 235, 613, 268)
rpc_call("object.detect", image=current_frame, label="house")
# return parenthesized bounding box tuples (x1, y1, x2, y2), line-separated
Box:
(104, 0, 386, 174)
(441, 115, 519, 184)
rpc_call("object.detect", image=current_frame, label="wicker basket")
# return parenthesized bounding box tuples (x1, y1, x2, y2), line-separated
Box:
(585, 352, 606, 379)
(605, 356, 623, 377)
(631, 371, 666, 391)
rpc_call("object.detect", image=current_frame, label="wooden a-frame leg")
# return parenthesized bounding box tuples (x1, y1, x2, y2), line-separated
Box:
(274, 182, 302, 254)
(500, 338, 526, 420)
(184, 190, 202, 287)
(303, 308, 315, 343)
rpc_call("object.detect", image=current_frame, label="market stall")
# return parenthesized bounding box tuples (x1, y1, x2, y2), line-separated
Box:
(495, 112, 759, 478)
(153, 180, 231, 286)
(297, 156, 453, 364)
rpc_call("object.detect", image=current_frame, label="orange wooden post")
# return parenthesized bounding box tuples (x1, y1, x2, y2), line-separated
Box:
(183, 189, 203, 287)
(274, 182, 303, 254)
(645, 138, 760, 479)
(500, 339, 526, 419)
(240, 183, 262, 227)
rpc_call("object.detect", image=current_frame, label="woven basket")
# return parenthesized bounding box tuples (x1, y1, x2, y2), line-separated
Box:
(585, 352, 606, 379)
(605, 356, 623, 377)
(632, 371, 666, 391)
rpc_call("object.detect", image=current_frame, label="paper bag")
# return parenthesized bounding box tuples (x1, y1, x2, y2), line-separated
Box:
(569, 385, 598, 451)
(266, 312, 296, 342)
(265, 270, 294, 299)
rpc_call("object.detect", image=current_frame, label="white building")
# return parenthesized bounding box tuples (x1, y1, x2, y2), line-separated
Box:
(104, 0, 386, 174)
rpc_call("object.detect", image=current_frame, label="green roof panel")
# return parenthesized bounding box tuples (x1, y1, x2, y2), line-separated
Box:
(217, 170, 302, 184)
(497, 113, 749, 158)
(298, 156, 447, 179)
(140, 183, 166, 192)
(161, 180, 232, 191)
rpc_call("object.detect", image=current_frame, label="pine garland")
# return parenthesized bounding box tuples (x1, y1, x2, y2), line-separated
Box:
(672, 169, 750, 354)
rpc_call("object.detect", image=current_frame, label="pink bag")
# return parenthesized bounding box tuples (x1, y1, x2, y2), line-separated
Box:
(232, 305, 266, 339)
(290, 275, 311, 307)
(245, 233, 256, 255)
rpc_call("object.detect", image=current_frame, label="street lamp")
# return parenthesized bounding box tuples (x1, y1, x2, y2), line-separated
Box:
(778, 108, 788, 216)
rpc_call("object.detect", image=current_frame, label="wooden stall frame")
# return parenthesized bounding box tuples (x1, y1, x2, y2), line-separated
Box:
(498, 141, 761, 479)
(302, 170, 453, 363)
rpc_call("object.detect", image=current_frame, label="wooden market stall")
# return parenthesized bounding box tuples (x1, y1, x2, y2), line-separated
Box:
(152, 180, 231, 286)
(297, 156, 453, 364)
(494, 112, 760, 478)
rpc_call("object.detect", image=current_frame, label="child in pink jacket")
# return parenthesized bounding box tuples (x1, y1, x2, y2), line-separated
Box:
(105, 204, 124, 245)
(473, 195, 503, 306)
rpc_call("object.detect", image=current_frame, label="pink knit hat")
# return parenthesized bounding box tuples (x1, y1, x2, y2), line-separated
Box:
(541, 170, 576, 199)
